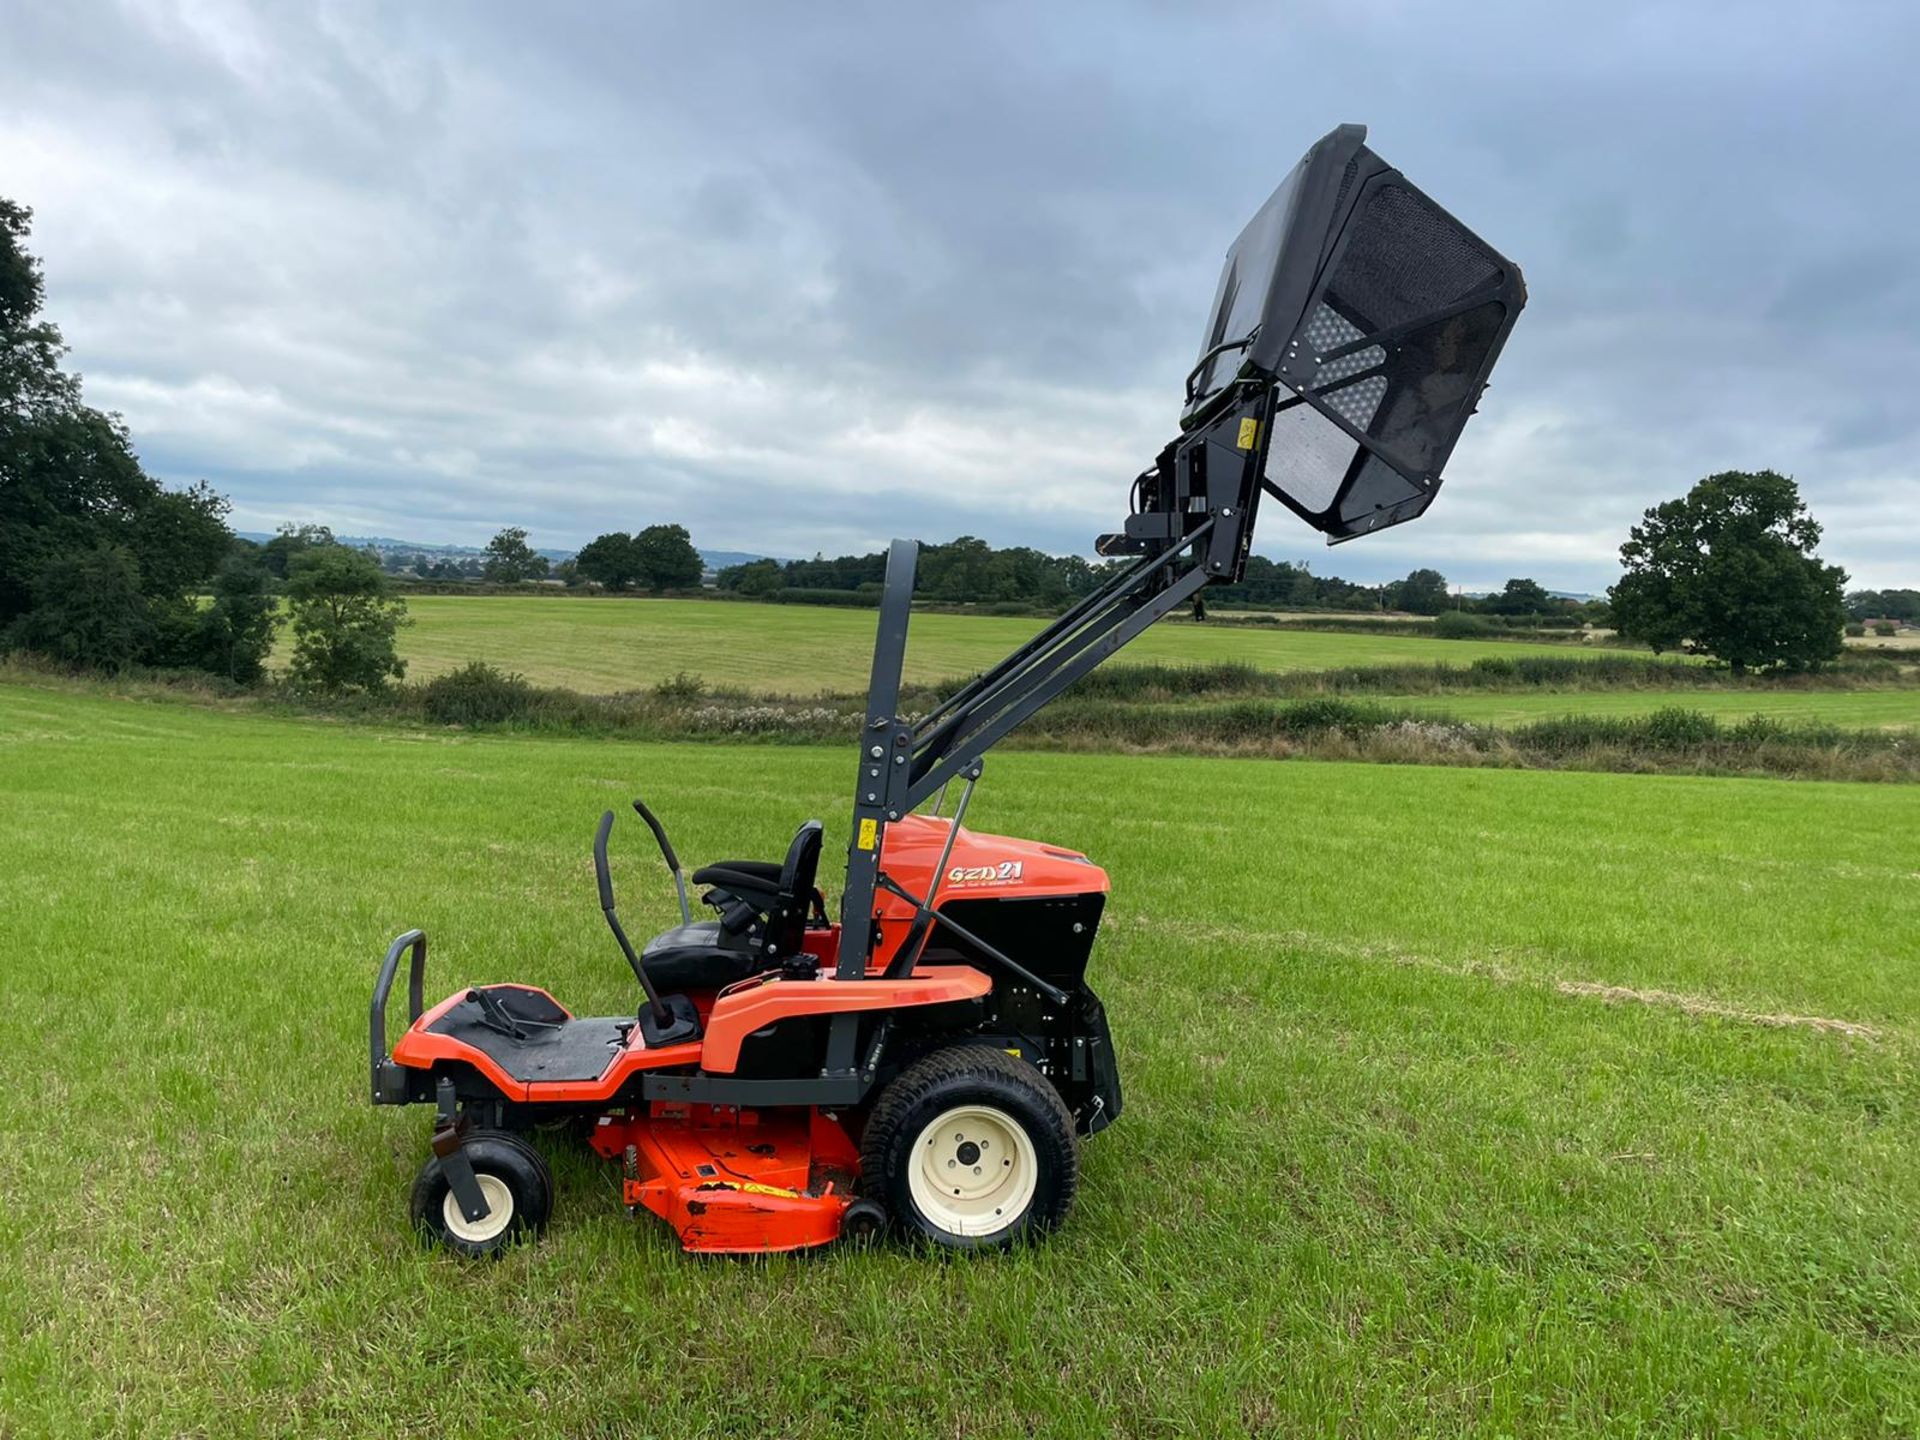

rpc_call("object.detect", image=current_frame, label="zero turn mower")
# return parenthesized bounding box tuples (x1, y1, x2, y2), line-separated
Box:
(368, 123, 1526, 1254)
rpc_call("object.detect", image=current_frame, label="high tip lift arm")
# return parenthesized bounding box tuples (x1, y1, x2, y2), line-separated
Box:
(822, 122, 1528, 1083)
(831, 376, 1280, 990)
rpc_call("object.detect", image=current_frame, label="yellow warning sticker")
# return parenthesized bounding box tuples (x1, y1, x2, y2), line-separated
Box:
(857, 818, 878, 850)
(697, 1179, 803, 1199)
(1236, 417, 1260, 450)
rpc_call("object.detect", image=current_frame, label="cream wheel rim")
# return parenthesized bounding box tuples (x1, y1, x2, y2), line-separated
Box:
(442, 1173, 514, 1244)
(907, 1105, 1038, 1237)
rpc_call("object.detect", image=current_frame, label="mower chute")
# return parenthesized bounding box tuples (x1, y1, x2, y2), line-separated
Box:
(1185, 123, 1526, 541)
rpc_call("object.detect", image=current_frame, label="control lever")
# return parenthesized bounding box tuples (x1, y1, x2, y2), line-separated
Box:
(594, 810, 674, 1028)
(631, 797, 692, 927)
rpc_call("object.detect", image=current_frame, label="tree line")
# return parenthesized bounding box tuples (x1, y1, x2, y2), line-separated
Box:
(567, 525, 702, 591)
(1211, 560, 1598, 622)
(717, 537, 1112, 607)
(716, 541, 1605, 626)
(369, 525, 706, 591)
(434, 527, 1565, 624)
(706, 471, 1861, 674)
(1845, 588, 1920, 624)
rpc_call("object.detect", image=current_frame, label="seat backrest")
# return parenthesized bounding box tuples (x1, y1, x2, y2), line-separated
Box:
(774, 821, 823, 956)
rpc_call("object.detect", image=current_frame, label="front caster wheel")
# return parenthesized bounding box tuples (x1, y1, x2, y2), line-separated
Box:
(408, 1130, 553, 1258)
(838, 1196, 888, 1247)
(859, 1045, 1078, 1251)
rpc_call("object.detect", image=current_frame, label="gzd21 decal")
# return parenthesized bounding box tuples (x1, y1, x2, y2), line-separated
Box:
(946, 860, 1025, 887)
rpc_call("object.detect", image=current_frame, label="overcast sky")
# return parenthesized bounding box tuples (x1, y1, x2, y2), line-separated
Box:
(5, 2, 1917, 591)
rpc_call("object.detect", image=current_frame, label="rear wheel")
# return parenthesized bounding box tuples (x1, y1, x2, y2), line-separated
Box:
(860, 1046, 1077, 1250)
(408, 1130, 553, 1258)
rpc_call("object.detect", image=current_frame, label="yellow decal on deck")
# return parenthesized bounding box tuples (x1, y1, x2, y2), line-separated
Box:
(857, 818, 878, 851)
(1236, 417, 1260, 450)
(697, 1180, 803, 1199)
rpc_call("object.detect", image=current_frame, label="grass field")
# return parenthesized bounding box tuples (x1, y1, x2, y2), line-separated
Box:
(1387, 688, 1920, 729)
(3, 680, 1918, 1435)
(342, 596, 1595, 695)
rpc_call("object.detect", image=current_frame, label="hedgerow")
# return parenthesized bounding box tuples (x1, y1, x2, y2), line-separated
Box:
(8, 654, 1915, 782)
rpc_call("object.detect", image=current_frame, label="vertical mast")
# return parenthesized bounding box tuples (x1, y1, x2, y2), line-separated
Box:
(832, 538, 919, 980)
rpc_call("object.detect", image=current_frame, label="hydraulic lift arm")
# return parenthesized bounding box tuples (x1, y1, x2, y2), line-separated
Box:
(830, 121, 1527, 989)
(830, 378, 1275, 981)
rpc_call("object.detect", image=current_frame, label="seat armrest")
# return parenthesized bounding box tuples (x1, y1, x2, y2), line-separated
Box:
(691, 860, 782, 887)
(696, 867, 783, 909)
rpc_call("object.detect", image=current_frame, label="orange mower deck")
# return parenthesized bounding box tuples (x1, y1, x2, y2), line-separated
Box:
(589, 1104, 863, 1253)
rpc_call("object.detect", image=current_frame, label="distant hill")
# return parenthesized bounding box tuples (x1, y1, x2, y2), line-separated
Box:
(238, 531, 778, 570)
(699, 550, 779, 571)
(236, 530, 534, 558)
(1458, 588, 1599, 602)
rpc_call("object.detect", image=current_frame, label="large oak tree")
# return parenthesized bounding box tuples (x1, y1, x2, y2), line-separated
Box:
(1610, 470, 1846, 673)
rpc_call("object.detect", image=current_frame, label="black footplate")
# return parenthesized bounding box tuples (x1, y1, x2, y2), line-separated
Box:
(428, 986, 631, 1084)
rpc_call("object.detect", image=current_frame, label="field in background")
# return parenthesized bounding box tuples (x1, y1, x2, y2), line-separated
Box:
(340, 595, 1594, 695)
(1849, 632, 1920, 651)
(3, 683, 1917, 1434)
(274, 594, 1920, 739)
(1389, 687, 1920, 729)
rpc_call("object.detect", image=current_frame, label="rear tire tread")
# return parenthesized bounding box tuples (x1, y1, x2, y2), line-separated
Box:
(859, 1044, 1078, 1250)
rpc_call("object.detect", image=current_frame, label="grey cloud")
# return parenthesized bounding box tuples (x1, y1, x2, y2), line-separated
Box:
(3, 0, 1917, 590)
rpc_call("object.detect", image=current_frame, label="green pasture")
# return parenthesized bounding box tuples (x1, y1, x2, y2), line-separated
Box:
(1390, 687, 1920, 730)
(337, 596, 1594, 695)
(2, 680, 1917, 1435)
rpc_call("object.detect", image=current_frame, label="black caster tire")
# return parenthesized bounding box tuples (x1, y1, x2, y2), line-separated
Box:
(838, 1197, 888, 1247)
(859, 1045, 1078, 1251)
(408, 1130, 553, 1258)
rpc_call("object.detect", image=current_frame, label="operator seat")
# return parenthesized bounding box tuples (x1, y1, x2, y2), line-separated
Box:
(639, 821, 824, 993)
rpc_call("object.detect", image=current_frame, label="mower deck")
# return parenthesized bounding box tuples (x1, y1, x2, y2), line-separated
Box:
(590, 1104, 862, 1254)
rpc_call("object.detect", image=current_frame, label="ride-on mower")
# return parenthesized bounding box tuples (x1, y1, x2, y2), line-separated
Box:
(368, 124, 1526, 1255)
